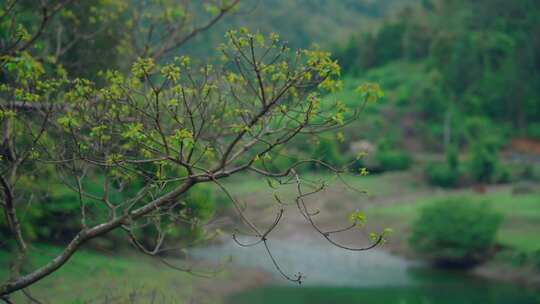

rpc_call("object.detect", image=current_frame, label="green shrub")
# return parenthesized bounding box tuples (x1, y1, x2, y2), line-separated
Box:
(409, 197, 502, 266)
(527, 123, 540, 140)
(172, 184, 216, 244)
(137, 184, 216, 247)
(373, 23, 406, 66)
(4, 177, 217, 247)
(425, 146, 460, 187)
(494, 164, 511, 183)
(532, 250, 540, 270)
(518, 164, 540, 182)
(264, 153, 302, 173)
(467, 143, 499, 183)
(310, 137, 343, 170)
(182, 184, 216, 223)
(425, 162, 459, 188)
(466, 148, 510, 184)
(376, 150, 412, 171)
(464, 116, 506, 183)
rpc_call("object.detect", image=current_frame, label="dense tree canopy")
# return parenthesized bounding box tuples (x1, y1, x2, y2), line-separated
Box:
(335, 0, 540, 135)
(0, 0, 387, 299)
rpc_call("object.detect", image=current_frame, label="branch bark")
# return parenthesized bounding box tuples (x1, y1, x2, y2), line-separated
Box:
(0, 175, 27, 280)
(0, 178, 196, 296)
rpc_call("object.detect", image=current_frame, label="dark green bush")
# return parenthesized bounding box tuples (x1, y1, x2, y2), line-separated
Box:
(182, 184, 215, 222)
(466, 148, 511, 184)
(263, 152, 302, 173)
(376, 150, 412, 171)
(425, 163, 460, 188)
(409, 197, 502, 266)
(527, 123, 540, 140)
(136, 184, 216, 247)
(532, 250, 540, 270)
(425, 145, 460, 188)
(310, 137, 343, 170)
(464, 116, 506, 183)
(467, 143, 499, 183)
(518, 164, 540, 182)
(494, 164, 511, 183)
(172, 184, 217, 245)
(373, 23, 406, 66)
(0, 177, 217, 248)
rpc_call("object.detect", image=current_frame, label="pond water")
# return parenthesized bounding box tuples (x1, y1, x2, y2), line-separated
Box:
(192, 237, 540, 304)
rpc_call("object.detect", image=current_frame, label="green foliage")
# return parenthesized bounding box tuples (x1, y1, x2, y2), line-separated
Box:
(263, 152, 301, 173)
(375, 150, 412, 172)
(446, 145, 459, 171)
(366, 137, 412, 172)
(182, 184, 215, 223)
(373, 23, 406, 66)
(526, 123, 540, 140)
(409, 198, 503, 266)
(311, 137, 343, 170)
(516, 165, 540, 182)
(464, 117, 505, 183)
(188, 0, 418, 59)
(495, 249, 540, 269)
(335, 0, 540, 142)
(425, 145, 460, 188)
(336, 21, 408, 72)
(402, 19, 433, 60)
(0, 176, 141, 245)
(494, 247, 540, 271)
(422, 118, 511, 186)
(132, 184, 217, 247)
(425, 163, 459, 188)
(533, 250, 540, 270)
(1, 25, 377, 284)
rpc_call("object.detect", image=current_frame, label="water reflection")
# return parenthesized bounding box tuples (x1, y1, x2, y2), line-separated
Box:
(192, 237, 416, 287)
(192, 238, 540, 303)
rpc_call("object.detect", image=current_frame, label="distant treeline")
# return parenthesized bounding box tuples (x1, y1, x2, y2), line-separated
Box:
(334, 0, 540, 137)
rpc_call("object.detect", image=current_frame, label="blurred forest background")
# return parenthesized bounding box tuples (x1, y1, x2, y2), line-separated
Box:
(1, 0, 540, 303)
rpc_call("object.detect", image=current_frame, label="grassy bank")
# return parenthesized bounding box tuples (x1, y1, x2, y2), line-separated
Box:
(0, 244, 216, 303)
(367, 188, 540, 254)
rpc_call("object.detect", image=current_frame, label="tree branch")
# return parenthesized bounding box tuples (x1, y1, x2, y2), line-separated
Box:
(0, 178, 196, 296)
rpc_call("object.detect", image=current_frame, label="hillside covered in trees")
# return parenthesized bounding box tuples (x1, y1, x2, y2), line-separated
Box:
(185, 0, 420, 56)
(334, 0, 540, 144)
